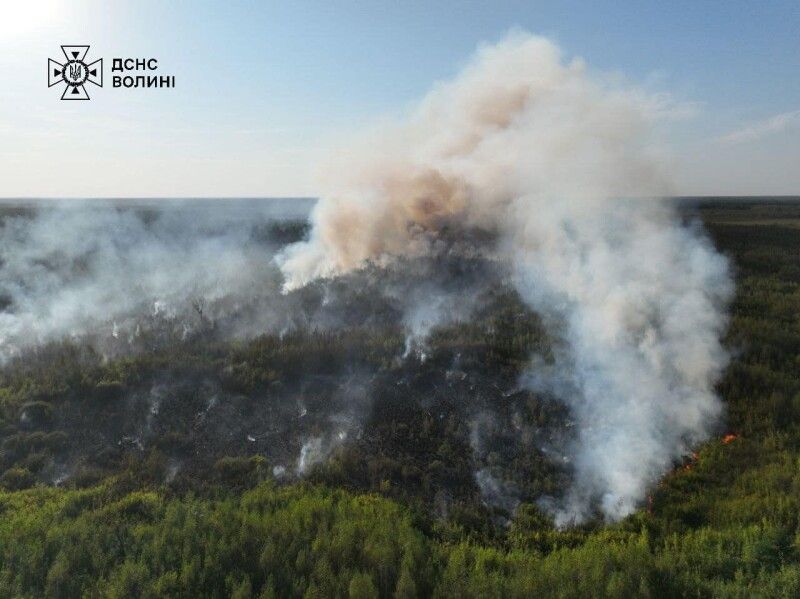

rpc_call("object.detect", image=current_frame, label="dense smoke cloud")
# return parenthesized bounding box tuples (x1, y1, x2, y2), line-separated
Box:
(279, 33, 732, 523)
(0, 200, 311, 361)
(0, 33, 732, 524)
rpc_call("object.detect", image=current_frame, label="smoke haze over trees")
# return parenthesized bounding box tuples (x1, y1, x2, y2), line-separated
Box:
(0, 198, 798, 597)
(2, 32, 797, 599)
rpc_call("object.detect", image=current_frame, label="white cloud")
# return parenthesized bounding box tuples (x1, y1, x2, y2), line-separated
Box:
(718, 109, 800, 144)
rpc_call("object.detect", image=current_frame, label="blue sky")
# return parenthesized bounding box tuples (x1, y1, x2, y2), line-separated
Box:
(1, 0, 798, 197)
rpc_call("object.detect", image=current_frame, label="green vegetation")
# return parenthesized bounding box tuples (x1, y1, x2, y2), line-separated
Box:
(2, 200, 800, 596)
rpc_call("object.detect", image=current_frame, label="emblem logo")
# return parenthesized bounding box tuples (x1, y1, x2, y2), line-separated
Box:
(48, 45, 103, 100)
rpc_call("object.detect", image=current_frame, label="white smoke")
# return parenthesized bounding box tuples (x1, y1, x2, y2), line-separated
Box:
(296, 437, 325, 474)
(0, 199, 311, 361)
(278, 33, 732, 522)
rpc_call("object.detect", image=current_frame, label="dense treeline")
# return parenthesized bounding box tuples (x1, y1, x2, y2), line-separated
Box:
(1, 200, 800, 596)
(2, 458, 800, 598)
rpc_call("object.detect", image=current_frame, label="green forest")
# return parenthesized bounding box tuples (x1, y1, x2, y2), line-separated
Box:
(2, 199, 800, 597)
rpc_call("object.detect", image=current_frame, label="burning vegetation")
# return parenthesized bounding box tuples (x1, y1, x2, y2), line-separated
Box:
(0, 198, 798, 597)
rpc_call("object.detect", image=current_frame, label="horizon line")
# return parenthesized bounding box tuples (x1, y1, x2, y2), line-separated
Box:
(0, 195, 798, 201)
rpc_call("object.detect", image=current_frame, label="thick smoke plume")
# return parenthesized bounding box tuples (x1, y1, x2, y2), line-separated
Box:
(279, 33, 732, 523)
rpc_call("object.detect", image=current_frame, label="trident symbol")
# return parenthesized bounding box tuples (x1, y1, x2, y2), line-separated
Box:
(48, 45, 103, 101)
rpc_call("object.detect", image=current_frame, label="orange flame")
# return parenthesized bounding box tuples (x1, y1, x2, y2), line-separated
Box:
(722, 434, 737, 444)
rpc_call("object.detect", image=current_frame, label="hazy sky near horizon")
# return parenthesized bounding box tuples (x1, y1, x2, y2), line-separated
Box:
(1, 1, 798, 197)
